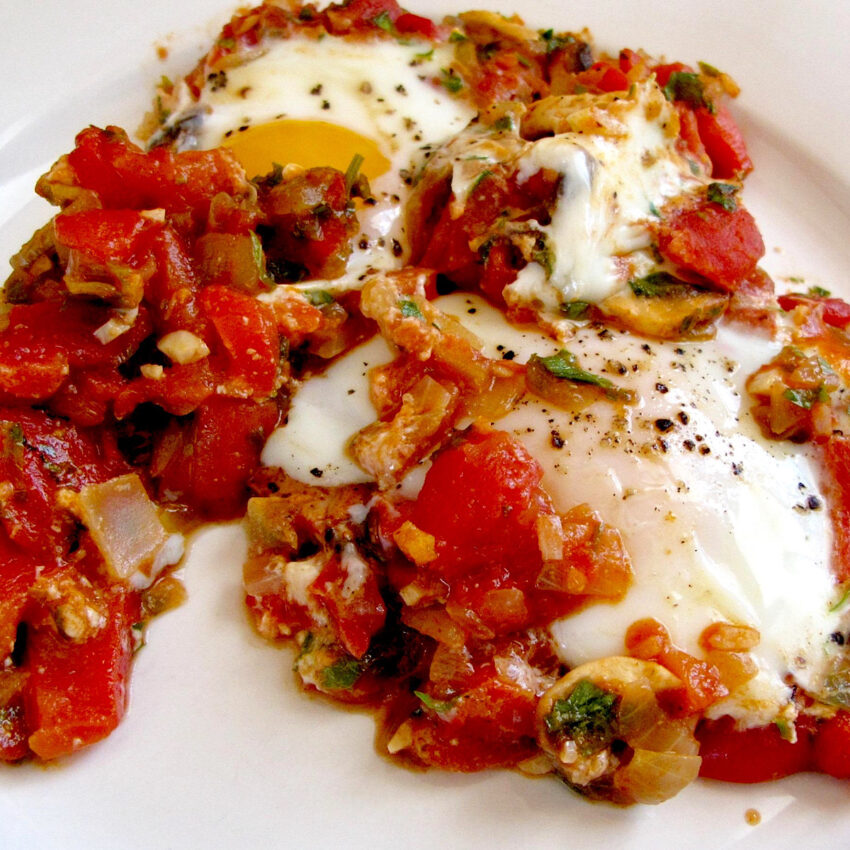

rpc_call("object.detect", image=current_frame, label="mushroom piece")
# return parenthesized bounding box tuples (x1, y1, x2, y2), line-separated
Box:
(537, 656, 701, 805)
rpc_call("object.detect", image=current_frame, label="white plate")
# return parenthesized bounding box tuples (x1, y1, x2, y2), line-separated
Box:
(2, 2, 850, 848)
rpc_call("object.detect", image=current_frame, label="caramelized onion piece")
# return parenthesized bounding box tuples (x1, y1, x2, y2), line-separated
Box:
(72, 473, 184, 588)
(537, 657, 700, 805)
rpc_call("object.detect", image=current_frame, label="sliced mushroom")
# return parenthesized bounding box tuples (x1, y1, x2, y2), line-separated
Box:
(537, 656, 701, 805)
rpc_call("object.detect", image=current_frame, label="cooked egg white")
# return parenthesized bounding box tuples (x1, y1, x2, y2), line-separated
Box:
(163, 34, 475, 284)
(265, 292, 842, 726)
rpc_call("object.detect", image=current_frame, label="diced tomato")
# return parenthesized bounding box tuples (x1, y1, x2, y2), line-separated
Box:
(574, 61, 631, 93)
(408, 667, 538, 771)
(812, 711, 850, 779)
(54, 208, 160, 267)
(695, 102, 754, 179)
(24, 585, 140, 761)
(411, 427, 548, 579)
(626, 618, 728, 715)
(154, 396, 280, 519)
(656, 200, 764, 291)
(652, 62, 694, 89)
(0, 300, 152, 405)
(147, 227, 206, 334)
(395, 12, 442, 40)
(310, 552, 387, 658)
(66, 126, 249, 222)
(0, 533, 39, 659)
(778, 293, 850, 330)
(477, 240, 517, 306)
(819, 435, 850, 582)
(0, 408, 128, 560)
(324, 0, 403, 33)
(674, 102, 712, 173)
(0, 693, 29, 762)
(200, 286, 280, 398)
(697, 715, 814, 783)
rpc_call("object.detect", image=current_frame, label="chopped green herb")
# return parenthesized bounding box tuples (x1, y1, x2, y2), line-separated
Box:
(372, 11, 394, 32)
(492, 114, 516, 133)
(783, 387, 827, 410)
(663, 71, 711, 110)
(470, 169, 493, 193)
(530, 350, 613, 388)
(413, 48, 434, 63)
(648, 201, 661, 218)
(7, 423, 24, 446)
(809, 285, 832, 298)
(516, 53, 532, 68)
(698, 60, 721, 77)
(449, 29, 468, 42)
(250, 231, 274, 290)
(440, 68, 464, 93)
(321, 658, 363, 690)
(561, 300, 591, 320)
(706, 182, 739, 211)
(415, 690, 456, 714)
(217, 37, 236, 50)
(830, 587, 850, 613)
(545, 679, 618, 755)
(539, 28, 574, 54)
(774, 717, 795, 742)
(159, 75, 173, 91)
(629, 271, 682, 298)
(306, 289, 335, 307)
(533, 241, 554, 276)
(399, 299, 425, 320)
(344, 152, 365, 195)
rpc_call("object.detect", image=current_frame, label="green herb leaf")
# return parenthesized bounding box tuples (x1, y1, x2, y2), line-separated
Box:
(306, 289, 334, 307)
(539, 28, 574, 54)
(415, 690, 456, 714)
(449, 29, 468, 42)
(491, 114, 516, 133)
(706, 182, 739, 211)
(809, 285, 832, 298)
(344, 152, 365, 195)
(470, 169, 493, 193)
(663, 71, 711, 110)
(321, 658, 363, 690)
(530, 350, 613, 388)
(516, 53, 532, 68)
(250, 231, 275, 290)
(561, 300, 590, 320)
(545, 679, 619, 755)
(413, 48, 434, 63)
(440, 68, 464, 93)
(698, 61, 721, 77)
(629, 271, 682, 298)
(399, 299, 425, 320)
(648, 201, 661, 218)
(373, 11, 394, 32)
(217, 37, 236, 50)
(783, 387, 822, 410)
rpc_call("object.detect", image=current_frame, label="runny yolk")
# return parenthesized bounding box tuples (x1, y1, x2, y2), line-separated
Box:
(221, 119, 391, 181)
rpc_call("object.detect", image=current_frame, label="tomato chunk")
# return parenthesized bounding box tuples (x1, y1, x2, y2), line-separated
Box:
(697, 715, 813, 783)
(24, 586, 140, 761)
(411, 427, 547, 579)
(656, 201, 764, 291)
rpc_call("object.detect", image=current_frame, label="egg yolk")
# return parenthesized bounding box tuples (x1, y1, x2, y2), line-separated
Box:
(222, 119, 391, 181)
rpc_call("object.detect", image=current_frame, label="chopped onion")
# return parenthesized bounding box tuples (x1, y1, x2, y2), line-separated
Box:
(613, 749, 701, 805)
(74, 473, 184, 588)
